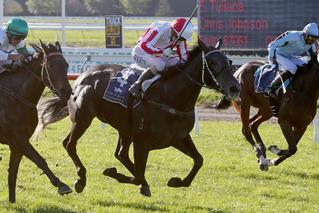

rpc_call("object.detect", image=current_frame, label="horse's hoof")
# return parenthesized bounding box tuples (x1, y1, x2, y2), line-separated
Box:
(167, 177, 184, 187)
(268, 145, 279, 154)
(74, 179, 85, 193)
(259, 163, 269, 171)
(139, 185, 151, 197)
(9, 196, 16, 203)
(58, 182, 72, 195)
(103, 167, 117, 177)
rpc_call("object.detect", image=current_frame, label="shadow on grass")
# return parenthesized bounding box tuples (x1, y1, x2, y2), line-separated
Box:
(5, 205, 77, 213)
(33, 206, 77, 213)
(95, 200, 230, 212)
(281, 169, 319, 180)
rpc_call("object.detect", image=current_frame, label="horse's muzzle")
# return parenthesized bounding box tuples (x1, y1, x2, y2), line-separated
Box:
(58, 87, 72, 102)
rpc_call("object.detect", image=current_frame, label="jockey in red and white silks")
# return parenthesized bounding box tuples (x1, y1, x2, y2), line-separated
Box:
(132, 18, 193, 71)
(129, 17, 194, 97)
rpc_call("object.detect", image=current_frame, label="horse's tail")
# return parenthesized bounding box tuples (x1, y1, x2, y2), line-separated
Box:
(32, 96, 69, 140)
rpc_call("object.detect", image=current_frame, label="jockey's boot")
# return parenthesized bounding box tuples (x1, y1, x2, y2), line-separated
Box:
(267, 70, 292, 99)
(212, 95, 231, 110)
(129, 68, 155, 98)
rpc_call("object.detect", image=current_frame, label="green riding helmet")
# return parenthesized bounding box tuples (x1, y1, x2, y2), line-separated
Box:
(6, 18, 29, 37)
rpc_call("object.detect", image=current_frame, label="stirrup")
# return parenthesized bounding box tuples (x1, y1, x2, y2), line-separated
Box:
(129, 84, 141, 98)
(267, 88, 278, 99)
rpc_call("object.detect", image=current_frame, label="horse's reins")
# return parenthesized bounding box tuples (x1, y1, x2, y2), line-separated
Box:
(0, 51, 63, 108)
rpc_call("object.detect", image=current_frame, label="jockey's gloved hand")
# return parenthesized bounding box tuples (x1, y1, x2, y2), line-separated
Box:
(163, 48, 174, 57)
(24, 55, 33, 63)
(7, 61, 23, 72)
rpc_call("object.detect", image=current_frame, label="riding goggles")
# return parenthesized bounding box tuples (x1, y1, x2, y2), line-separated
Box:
(307, 35, 319, 41)
(8, 34, 26, 41)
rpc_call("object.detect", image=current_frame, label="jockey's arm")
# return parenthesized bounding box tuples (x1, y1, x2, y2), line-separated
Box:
(140, 27, 164, 56)
(268, 31, 293, 62)
(17, 45, 32, 57)
(0, 50, 9, 61)
(176, 40, 189, 62)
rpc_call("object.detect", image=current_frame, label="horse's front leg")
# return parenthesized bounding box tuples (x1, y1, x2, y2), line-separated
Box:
(8, 147, 23, 203)
(269, 125, 307, 166)
(132, 140, 151, 197)
(12, 139, 72, 199)
(64, 120, 91, 193)
(168, 134, 203, 188)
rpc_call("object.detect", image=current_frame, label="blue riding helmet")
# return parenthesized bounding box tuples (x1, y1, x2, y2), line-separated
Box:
(303, 23, 319, 38)
(6, 18, 29, 37)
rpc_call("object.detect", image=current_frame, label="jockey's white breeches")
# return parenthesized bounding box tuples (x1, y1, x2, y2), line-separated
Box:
(276, 54, 310, 75)
(132, 45, 179, 74)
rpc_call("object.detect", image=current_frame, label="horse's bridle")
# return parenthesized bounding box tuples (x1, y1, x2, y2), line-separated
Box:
(26, 51, 64, 95)
(177, 50, 226, 91)
(201, 50, 224, 90)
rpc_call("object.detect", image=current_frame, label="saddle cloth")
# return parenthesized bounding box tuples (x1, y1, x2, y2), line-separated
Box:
(254, 64, 291, 95)
(103, 64, 160, 108)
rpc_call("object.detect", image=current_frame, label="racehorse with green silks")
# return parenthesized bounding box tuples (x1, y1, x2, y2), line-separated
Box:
(0, 41, 72, 203)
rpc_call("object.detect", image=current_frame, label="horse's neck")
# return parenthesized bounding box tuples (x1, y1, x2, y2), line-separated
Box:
(162, 55, 203, 111)
(294, 64, 319, 101)
(16, 61, 45, 105)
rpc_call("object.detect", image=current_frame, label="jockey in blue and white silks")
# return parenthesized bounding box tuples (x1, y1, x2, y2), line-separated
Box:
(267, 23, 319, 98)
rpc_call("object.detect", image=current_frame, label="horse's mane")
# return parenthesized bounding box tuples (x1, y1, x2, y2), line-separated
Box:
(294, 58, 317, 79)
(158, 45, 201, 79)
(186, 45, 201, 63)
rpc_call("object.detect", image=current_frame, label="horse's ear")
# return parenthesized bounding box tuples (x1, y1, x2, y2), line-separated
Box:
(197, 36, 209, 52)
(55, 41, 62, 52)
(215, 38, 223, 50)
(39, 39, 48, 53)
(30, 43, 42, 53)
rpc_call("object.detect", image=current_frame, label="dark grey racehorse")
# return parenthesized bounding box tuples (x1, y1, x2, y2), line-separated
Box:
(0, 41, 72, 203)
(35, 38, 240, 196)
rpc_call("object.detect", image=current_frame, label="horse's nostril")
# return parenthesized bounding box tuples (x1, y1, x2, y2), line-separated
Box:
(230, 86, 239, 93)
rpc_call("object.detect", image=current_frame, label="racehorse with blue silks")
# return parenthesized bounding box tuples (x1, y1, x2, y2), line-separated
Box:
(215, 53, 319, 171)
(35, 38, 240, 196)
(0, 41, 72, 203)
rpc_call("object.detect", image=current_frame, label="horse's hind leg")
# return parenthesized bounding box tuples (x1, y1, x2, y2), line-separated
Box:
(103, 134, 135, 182)
(240, 100, 262, 155)
(11, 140, 72, 198)
(7, 147, 23, 203)
(168, 134, 203, 188)
(250, 111, 270, 155)
(250, 109, 272, 170)
(115, 135, 134, 174)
